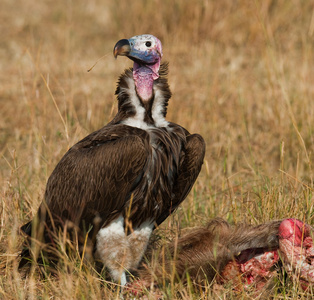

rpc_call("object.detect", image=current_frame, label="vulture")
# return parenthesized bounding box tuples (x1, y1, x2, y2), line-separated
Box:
(19, 34, 206, 285)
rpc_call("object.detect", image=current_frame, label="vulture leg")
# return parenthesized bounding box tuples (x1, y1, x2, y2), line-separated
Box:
(96, 217, 154, 285)
(127, 220, 154, 269)
(96, 216, 131, 285)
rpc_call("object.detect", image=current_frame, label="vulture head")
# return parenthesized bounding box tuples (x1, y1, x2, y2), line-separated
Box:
(113, 34, 163, 102)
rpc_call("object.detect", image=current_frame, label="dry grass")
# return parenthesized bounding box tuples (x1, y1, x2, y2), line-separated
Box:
(0, 0, 313, 298)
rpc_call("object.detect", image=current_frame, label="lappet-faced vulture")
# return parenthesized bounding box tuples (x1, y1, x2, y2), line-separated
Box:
(19, 34, 205, 285)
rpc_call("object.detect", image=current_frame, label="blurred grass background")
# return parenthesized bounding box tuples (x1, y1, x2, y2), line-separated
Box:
(0, 0, 313, 298)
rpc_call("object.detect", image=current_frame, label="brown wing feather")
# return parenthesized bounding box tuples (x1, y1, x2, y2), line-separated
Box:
(156, 127, 206, 226)
(39, 124, 149, 233)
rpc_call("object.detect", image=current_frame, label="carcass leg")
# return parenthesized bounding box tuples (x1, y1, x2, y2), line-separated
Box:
(278, 218, 314, 289)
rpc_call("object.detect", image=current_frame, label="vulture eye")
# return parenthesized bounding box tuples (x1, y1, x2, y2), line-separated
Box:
(145, 41, 152, 47)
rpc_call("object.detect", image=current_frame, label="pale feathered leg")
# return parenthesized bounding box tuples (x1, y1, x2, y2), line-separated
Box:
(127, 220, 154, 269)
(96, 216, 131, 285)
(96, 217, 154, 286)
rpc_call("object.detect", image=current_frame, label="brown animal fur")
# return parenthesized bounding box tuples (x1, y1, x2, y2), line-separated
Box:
(138, 218, 281, 285)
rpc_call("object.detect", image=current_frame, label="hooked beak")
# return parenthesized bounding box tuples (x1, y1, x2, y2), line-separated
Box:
(113, 37, 161, 65)
(113, 39, 131, 58)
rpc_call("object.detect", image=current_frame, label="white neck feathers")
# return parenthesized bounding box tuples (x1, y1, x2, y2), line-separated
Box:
(121, 76, 169, 130)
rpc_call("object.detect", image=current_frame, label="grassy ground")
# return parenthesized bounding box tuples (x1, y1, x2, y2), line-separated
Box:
(1, 0, 313, 298)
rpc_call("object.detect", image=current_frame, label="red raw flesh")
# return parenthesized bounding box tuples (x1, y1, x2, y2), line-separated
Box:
(219, 250, 279, 291)
(220, 219, 314, 291)
(279, 218, 314, 290)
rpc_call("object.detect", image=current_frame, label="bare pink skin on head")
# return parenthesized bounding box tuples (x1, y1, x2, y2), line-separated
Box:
(133, 62, 159, 102)
(131, 35, 162, 102)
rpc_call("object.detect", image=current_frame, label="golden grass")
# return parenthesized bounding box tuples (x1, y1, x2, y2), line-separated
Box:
(1, 0, 313, 298)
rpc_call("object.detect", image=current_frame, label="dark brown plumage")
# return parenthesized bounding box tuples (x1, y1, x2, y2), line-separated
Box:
(19, 35, 205, 284)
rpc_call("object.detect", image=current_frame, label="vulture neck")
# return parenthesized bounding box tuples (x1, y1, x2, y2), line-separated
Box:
(114, 62, 171, 129)
(133, 61, 160, 102)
